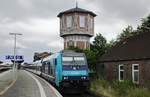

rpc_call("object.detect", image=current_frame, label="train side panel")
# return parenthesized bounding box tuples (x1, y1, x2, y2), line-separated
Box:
(55, 53, 62, 87)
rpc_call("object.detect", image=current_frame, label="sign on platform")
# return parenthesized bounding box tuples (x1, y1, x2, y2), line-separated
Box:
(6, 55, 24, 60)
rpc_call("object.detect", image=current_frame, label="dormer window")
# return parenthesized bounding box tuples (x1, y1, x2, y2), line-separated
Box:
(79, 16, 85, 27)
(66, 16, 72, 28)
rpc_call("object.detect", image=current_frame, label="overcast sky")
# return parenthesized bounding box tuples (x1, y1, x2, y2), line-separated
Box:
(0, 0, 150, 63)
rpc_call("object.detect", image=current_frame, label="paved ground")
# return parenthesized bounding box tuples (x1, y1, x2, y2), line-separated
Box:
(0, 70, 15, 93)
(0, 70, 62, 97)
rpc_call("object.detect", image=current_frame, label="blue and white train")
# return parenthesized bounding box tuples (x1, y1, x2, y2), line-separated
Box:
(27, 50, 90, 90)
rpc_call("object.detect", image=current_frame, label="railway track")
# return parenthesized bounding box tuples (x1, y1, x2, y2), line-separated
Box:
(27, 70, 102, 97)
(62, 91, 101, 97)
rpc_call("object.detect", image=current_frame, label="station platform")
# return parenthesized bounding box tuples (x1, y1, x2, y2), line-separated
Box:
(0, 70, 62, 97)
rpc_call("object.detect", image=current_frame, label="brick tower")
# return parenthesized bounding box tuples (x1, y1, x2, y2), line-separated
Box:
(57, 6, 96, 49)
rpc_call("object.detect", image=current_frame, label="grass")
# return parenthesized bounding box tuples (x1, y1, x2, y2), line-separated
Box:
(90, 78, 150, 97)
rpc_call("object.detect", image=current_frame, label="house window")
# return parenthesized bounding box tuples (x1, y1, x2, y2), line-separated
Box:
(132, 64, 139, 83)
(119, 64, 124, 81)
(66, 16, 72, 28)
(79, 16, 85, 27)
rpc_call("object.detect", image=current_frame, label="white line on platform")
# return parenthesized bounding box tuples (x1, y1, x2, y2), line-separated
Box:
(26, 70, 62, 97)
(25, 71, 47, 97)
(0, 78, 17, 95)
(36, 75, 63, 97)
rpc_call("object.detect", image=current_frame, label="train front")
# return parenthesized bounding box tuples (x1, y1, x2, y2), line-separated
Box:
(60, 51, 89, 90)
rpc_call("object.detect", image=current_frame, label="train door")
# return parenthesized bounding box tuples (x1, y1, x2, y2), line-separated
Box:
(55, 54, 62, 87)
(45, 61, 49, 74)
(47, 61, 50, 75)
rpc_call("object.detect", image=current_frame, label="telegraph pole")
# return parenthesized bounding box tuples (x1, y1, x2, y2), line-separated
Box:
(9, 33, 22, 70)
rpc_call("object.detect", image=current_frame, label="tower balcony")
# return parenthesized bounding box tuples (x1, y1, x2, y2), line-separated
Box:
(60, 30, 94, 37)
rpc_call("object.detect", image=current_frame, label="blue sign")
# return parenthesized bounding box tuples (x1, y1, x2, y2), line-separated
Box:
(6, 55, 24, 60)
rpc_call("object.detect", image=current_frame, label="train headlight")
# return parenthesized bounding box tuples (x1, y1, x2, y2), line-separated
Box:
(63, 77, 68, 80)
(81, 76, 87, 80)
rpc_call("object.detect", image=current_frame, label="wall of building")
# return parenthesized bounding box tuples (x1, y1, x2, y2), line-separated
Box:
(63, 35, 90, 49)
(60, 13, 94, 37)
(59, 11, 95, 50)
(97, 60, 150, 87)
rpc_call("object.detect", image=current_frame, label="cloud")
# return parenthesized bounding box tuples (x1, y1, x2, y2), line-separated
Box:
(0, 0, 150, 62)
(83, 0, 150, 40)
(0, 17, 62, 62)
(0, 0, 75, 21)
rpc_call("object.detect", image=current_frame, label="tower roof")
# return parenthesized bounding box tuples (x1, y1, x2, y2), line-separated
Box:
(57, 7, 97, 17)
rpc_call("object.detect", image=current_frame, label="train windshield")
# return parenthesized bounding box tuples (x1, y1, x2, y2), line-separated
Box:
(62, 56, 86, 65)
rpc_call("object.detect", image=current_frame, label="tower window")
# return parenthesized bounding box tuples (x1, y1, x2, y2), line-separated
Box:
(66, 16, 72, 28)
(79, 16, 85, 27)
(68, 41, 74, 47)
(89, 18, 93, 29)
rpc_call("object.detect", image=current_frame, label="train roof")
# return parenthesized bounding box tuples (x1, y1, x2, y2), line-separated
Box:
(61, 50, 85, 57)
(42, 50, 85, 61)
(42, 52, 60, 62)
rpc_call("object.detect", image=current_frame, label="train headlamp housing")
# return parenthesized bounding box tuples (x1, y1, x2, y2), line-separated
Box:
(81, 76, 87, 80)
(63, 76, 68, 80)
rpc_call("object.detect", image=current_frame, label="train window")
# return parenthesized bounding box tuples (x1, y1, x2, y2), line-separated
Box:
(45, 64, 49, 74)
(74, 57, 85, 61)
(50, 65, 54, 75)
(74, 57, 85, 65)
(62, 57, 73, 62)
(62, 57, 73, 65)
(47, 62, 50, 74)
(42, 62, 45, 73)
(55, 59, 57, 65)
(47, 61, 50, 65)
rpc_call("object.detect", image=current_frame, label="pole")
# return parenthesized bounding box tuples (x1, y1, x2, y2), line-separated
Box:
(14, 34, 16, 69)
(9, 33, 22, 70)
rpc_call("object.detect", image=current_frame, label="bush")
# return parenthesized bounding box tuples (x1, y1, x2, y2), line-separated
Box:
(90, 79, 116, 97)
(112, 80, 136, 96)
(127, 88, 150, 97)
(90, 79, 150, 97)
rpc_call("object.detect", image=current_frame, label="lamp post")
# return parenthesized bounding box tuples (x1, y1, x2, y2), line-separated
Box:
(9, 33, 22, 70)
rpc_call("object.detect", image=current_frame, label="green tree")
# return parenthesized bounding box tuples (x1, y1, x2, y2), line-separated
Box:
(137, 14, 150, 33)
(116, 25, 134, 42)
(115, 15, 150, 44)
(91, 33, 108, 58)
(83, 49, 97, 72)
(66, 34, 108, 72)
(67, 46, 83, 52)
(108, 39, 116, 47)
